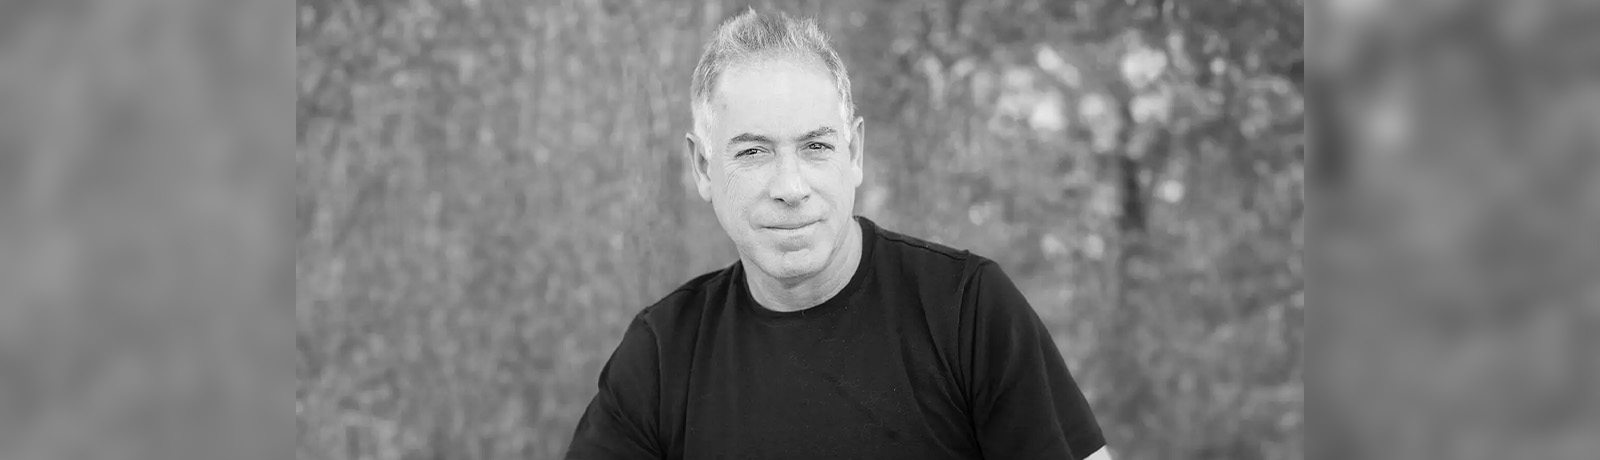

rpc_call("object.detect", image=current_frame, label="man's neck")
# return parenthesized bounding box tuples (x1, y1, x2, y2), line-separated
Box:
(746, 218, 864, 313)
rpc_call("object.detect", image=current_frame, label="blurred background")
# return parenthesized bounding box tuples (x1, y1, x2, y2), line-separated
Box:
(1313, 1, 1600, 460)
(1, 0, 286, 459)
(296, 1, 1302, 459)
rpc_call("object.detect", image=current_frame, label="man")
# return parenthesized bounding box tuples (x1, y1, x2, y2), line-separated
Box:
(566, 9, 1105, 460)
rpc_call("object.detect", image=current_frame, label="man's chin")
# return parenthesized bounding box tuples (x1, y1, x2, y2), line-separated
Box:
(751, 248, 828, 281)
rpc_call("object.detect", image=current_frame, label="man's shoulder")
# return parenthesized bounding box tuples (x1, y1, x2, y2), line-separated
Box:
(633, 263, 738, 328)
(863, 219, 1017, 327)
(868, 219, 995, 277)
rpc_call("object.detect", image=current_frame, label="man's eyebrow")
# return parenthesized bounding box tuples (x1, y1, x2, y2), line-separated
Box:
(727, 133, 773, 147)
(795, 127, 838, 142)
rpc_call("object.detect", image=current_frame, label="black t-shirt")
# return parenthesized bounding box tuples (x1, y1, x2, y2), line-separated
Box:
(565, 217, 1104, 460)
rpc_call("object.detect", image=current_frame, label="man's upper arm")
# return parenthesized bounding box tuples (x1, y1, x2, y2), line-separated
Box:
(960, 261, 1106, 460)
(564, 311, 663, 460)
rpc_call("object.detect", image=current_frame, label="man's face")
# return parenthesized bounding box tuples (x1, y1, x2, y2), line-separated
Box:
(688, 56, 864, 282)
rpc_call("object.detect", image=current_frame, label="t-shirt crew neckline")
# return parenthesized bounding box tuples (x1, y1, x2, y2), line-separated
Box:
(735, 216, 878, 323)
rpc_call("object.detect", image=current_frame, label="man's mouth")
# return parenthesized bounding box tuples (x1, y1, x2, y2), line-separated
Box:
(764, 220, 819, 230)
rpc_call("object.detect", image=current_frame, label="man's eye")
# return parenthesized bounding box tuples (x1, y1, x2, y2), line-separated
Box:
(804, 142, 833, 151)
(736, 148, 762, 157)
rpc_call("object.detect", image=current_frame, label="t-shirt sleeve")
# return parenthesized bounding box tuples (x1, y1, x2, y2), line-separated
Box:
(960, 261, 1105, 460)
(564, 311, 663, 460)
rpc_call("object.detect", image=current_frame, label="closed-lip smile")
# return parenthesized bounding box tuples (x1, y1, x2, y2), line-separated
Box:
(765, 220, 818, 230)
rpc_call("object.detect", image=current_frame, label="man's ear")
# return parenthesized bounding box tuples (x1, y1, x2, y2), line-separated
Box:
(849, 116, 865, 187)
(685, 132, 714, 201)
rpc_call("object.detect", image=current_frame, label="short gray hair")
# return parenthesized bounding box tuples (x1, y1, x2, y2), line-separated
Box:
(690, 9, 855, 141)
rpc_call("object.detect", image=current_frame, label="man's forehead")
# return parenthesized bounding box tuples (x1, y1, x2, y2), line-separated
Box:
(706, 57, 846, 137)
(717, 64, 835, 100)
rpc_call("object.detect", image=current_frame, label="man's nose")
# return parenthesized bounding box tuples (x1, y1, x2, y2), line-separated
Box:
(768, 152, 810, 206)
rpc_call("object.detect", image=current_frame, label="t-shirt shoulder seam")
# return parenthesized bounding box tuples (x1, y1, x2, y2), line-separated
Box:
(639, 265, 735, 318)
(876, 231, 978, 263)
